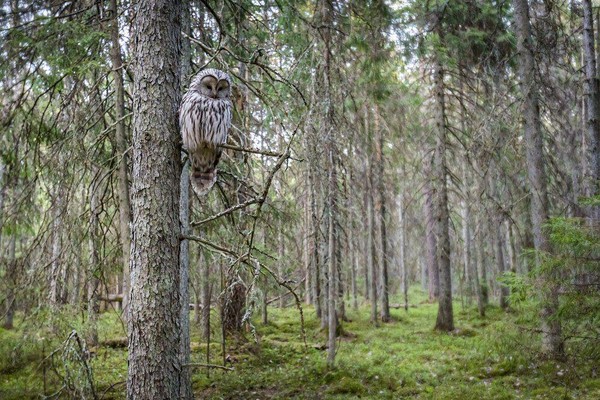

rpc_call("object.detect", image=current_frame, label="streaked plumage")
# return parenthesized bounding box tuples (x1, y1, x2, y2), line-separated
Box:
(179, 68, 232, 196)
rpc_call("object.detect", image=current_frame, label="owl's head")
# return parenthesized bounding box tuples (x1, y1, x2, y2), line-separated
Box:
(189, 68, 232, 100)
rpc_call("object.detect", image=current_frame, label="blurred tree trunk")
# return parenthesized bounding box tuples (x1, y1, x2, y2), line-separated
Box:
(109, 0, 132, 313)
(126, 0, 183, 397)
(583, 0, 600, 217)
(87, 172, 100, 346)
(3, 235, 16, 329)
(513, 0, 563, 359)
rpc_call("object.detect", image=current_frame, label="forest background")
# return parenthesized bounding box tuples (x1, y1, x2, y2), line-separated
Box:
(0, 0, 599, 399)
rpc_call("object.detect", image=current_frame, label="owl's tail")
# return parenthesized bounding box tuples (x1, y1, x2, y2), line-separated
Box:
(189, 144, 222, 197)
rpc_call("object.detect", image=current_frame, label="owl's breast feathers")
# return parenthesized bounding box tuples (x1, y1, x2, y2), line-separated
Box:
(179, 91, 232, 152)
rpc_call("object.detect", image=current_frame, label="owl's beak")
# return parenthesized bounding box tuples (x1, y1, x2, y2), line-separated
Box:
(211, 89, 217, 98)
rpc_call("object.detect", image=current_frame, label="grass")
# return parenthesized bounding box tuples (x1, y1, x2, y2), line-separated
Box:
(1, 287, 599, 399)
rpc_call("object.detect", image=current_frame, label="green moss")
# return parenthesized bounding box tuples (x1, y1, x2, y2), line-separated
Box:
(1, 289, 599, 399)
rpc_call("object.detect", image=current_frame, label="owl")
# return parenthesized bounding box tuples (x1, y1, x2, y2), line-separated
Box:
(179, 68, 232, 196)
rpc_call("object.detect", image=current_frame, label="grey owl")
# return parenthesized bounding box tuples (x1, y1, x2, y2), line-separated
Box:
(180, 68, 232, 196)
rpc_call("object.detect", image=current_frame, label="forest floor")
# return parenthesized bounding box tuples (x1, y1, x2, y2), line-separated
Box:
(1, 287, 599, 399)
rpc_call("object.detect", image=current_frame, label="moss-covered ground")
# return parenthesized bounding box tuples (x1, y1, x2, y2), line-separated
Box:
(1, 287, 599, 399)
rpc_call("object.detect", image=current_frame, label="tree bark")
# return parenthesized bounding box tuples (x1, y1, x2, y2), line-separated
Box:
(513, 0, 563, 359)
(87, 172, 101, 346)
(374, 107, 390, 322)
(398, 193, 408, 311)
(582, 0, 600, 215)
(423, 161, 439, 301)
(178, 3, 192, 397)
(127, 1, 183, 398)
(367, 168, 378, 325)
(432, 43, 454, 332)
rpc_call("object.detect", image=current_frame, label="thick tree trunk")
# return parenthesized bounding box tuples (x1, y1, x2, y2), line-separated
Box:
(109, 0, 132, 313)
(513, 0, 563, 359)
(127, 1, 183, 398)
(432, 51, 454, 332)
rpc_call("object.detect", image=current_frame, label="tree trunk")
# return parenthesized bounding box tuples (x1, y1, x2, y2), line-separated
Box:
(200, 248, 211, 341)
(87, 172, 101, 346)
(368, 168, 378, 325)
(423, 162, 439, 301)
(583, 0, 600, 216)
(475, 213, 489, 306)
(463, 165, 484, 316)
(326, 148, 338, 367)
(494, 217, 509, 309)
(108, 0, 132, 314)
(398, 193, 408, 311)
(127, 1, 183, 398)
(374, 108, 390, 322)
(3, 235, 16, 329)
(513, 0, 563, 359)
(49, 185, 64, 309)
(432, 44, 454, 332)
(178, 3, 192, 397)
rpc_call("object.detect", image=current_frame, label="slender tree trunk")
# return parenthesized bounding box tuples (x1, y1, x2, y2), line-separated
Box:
(303, 197, 312, 305)
(432, 44, 454, 332)
(326, 149, 337, 367)
(178, 3, 192, 397)
(200, 248, 211, 341)
(475, 213, 489, 305)
(3, 235, 16, 329)
(374, 108, 390, 322)
(583, 0, 600, 216)
(87, 174, 101, 346)
(108, 0, 132, 314)
(368, 168, 378, 326)
(494, 218, 508, 309)
(349, 220, 358, 309)
(308, 166, 322, 318)
(278, 230, 285, 308)
(127, 1, 183, 398)
(513, 0, 563, 359)
(463, 166, 484, 316)
(423, 164, 439, 301)
(49, 186, 64, 309)
(398, 194, 408, 311)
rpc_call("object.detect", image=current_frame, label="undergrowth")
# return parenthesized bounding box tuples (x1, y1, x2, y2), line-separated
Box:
(1, 287, 599, 399)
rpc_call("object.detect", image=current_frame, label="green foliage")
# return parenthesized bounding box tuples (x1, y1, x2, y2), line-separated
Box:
(2, 292, 600, 399)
